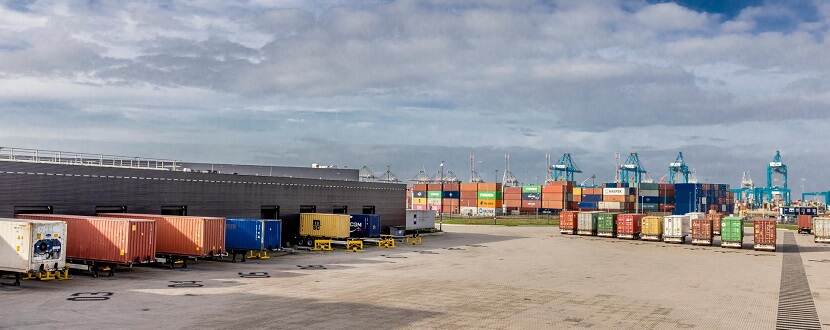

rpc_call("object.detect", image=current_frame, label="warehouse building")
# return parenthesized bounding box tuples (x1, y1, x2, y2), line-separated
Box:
(0, 147, 405, 229)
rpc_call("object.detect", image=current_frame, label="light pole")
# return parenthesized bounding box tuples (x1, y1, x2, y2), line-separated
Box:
(440, 161, 444, 231)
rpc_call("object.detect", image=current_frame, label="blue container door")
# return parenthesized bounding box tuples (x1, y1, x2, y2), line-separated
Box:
(367, 215, 381, 237)
(225, 219, 263, 251)
(263, 220, 282, 250)
(350, 214, 381, 238)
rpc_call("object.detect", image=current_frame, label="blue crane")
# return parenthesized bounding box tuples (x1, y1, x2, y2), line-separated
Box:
(802, 191, 830, 206)
(667, 152, 691, 184)
(766, 150, 791, 204)
(551, 153, 582, 182)
(619, 152, 647, 185)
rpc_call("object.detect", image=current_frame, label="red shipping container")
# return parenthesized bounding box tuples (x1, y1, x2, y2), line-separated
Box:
(505, 199, 522, 208)
(504, 193, 523, 200)
(753, 219, 776, 251)
(504, 187, 522, 194)
(412, 204, 427, 211)
(18, 214, 156, 265)
(101, 213, 225, 257)
(522, 200, 540, 208)
(427, 184, 442, 191)
(691, 219, 713, 245)
(559, 211, 578, 234)
(706, 213, 723, 235)
(615, 213, 644, 239)
(798, 215, 813, 234)
(441, 205, 459, 214)
(414, 184, 428, 191)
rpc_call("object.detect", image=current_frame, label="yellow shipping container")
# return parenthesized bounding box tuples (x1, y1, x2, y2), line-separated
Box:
(572, 187, 582, 196)
(412, 198, 427, 205)
(300, 213, 351, 239)
(478, 199, 501, 208)
(641, 216, 663, 237)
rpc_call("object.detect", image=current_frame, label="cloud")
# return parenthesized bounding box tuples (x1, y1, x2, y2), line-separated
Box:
(0, 0, 828, 193)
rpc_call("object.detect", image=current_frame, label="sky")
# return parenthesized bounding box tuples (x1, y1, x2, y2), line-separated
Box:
(0, 0, 828, 194)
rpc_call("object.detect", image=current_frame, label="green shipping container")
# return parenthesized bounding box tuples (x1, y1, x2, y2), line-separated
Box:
(522, 185, 541, 193)
(477, 191, 501, 200)
(721, 216, 744, 244)
(597, 212, 618, 237)
(427, 191, 442, 198)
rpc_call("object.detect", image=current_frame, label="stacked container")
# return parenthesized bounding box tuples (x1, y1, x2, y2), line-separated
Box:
(706, 212, 724, 235)
(225, 218, 282, 252)
(503, 186, 522, 212)
(596, 212, 618, 238)
(559, 210, 578, 235)
(460, 183, 479, 216)
(640, 216, 663, 241)
(101, 213, 226, 258)
(753, 218, 776, 251)
(411, 184, 428, 211)
(662, 215, 690, 243)
(18, 214, 156, 266)
(577, 211, 601, 236)
(637, 183, 660, 213)
(658, 184, 676, 213)
(797, 215, 813, 234)
(690, 218, 713, 246)
(521, 185, 542, 213)
(476, 183, 502, 217)
(600, 187, 636, 212)
(441, 183, 460, 214)
(0, 218, 67, 275)
(720, 216, 744, 248)
(674, 183, 733, 215)
(814, 217, 830, 243)
(578, 187, 603, 210)
(616, 213, 643, 239)
(542, 181, 573, 210)
(427, 183, 443, 213)
(349, 214, 381, 238)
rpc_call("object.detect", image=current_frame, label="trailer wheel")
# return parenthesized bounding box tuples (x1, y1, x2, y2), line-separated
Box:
(306, 237, 314, 247)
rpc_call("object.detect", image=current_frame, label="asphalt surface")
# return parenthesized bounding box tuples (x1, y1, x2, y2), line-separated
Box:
(2, 225, 829, 329)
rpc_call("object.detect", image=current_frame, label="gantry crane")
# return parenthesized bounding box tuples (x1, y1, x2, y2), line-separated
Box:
(619, 152, 647, 185)
(766, 150, 791, 205)
(550, 153, 582, 182)
(667, 152, 691, 184)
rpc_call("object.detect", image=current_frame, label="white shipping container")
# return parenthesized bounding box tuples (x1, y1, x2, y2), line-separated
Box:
(639, 189, 659, 197)
(686, 212, 706, 221)
(405, 210, 436, 230)
(0, 218, 67, 273)
(603, 188, 627, 196)
(459, 207, 478, 217)
(598, 202, 623, 210)
(577, 211, 601, 234)
(663, 215, 690, 238)
(476, 208, 502, 217)
(814, 218, 830, 243)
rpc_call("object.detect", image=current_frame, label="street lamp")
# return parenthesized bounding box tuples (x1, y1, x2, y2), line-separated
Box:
(440, 161, 444, 231)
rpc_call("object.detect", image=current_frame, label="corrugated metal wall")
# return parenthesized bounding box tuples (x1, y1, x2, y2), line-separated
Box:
(0, 162, 405, 229)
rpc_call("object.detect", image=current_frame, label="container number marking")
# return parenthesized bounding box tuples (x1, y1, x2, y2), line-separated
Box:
(67, 292, 113, 301)
(168, 281, 203, 288)
(238, 272, 270, 278)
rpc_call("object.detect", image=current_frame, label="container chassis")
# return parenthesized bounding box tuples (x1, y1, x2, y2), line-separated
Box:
(721, 241, 742, 248)
(597, 231, 615, 238)
(560, 228, 576, 235)
(663, 236, 685, 244)
(640, 234, 661, 241)
(691, 238, 712, 246)
(815, 237, 830, 243)
(753, 243, 775, 252)
(577, 230, 596, 236)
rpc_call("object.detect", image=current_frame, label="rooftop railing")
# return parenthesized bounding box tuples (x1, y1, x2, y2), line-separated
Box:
(0, 147, 180, 171)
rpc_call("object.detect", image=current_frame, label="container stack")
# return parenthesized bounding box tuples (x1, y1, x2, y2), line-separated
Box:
(411, 184, 428, 211)
(599, 187, 636, 212)
(427, 183, 443, 213)
(674, 183, 733, 215)
(503, 186, 522, 213)
(637, 183, 660, 213)
(542, 181, 573, 210)
(578, 187, 603, 210)
(441, 183, 460, 214)
(460, 183, 478, 216)
(658, 184, 676, 213)
(476, 183, 502, 217)
(521, 185, 542, 213)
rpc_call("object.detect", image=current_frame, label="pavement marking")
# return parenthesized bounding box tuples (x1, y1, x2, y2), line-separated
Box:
(776, 232, 822, 330)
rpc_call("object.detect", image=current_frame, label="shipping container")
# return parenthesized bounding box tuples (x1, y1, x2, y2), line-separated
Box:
(299, 213, 351, 240)
(798, 215, 813, 234)
(690, 218, 712, 245)
(521, 192, 541, 200)
(477, 191, 501, 200)
(753, 219, 776, 251)
(412, 191, 427, 198)
(663, 215, 690, 243)
(477, 183, 502, 191)
(460, 183, 478, 192)
(225, 218, 282, 252)
(0, 218, 67, 275)
(413, 184, 428, 191)
(522, 185, 541, 193)
(101, 213, 225, 258)
(720, 216, 744, 248)
(443, 183, 460, 191)
(427, 191, 442, 199)
(577, 211, 601, 236)
(476, 208, 501, 217)
(640, 216, 663, 241)
(521, 200, 540, 209)
(441, 191, 459, 199)
(459, 207, 478, 217)
(412, 198, 427, 205)
(815, 218, 830, 243)
(18, 214, 155, 267)
(559, 210, 578, 234)
(427, 184, 443, 191)
(406, 209, 436, 230)
(597, 212, 618, 237)
(349, 214, 381, 238)
(616, 214, 643, 239)
(706, 213, 723, 235)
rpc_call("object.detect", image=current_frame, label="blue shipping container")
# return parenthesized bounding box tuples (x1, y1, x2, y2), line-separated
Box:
(582, 194, 602, 203)
(522, 192, 541, 200)
(350, 214, 381, 238)
(225, 218, 282, 251)
(578, 201, 598, 209)
(442, 191, 459, 199)
(640, 196, 660, 204)
(413, 191, 426, 198)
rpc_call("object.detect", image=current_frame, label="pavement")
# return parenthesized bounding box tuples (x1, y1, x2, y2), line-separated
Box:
(1, 225, 828, 329)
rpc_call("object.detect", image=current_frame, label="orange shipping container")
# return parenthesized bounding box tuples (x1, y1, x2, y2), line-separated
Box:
(18, 214, 156, 265)
(505, 199, 522, 208)
(478, 199, 501, 208)
(559, 211, 579, 234)
(542, 200, 565, 209)
(504, 193, 523, 200)
(504, 187, 522, 194)
(427, 184, 443, 191)
(101, 213, 225, 257)
(573, 194, 582, 202)
(460, 191, 478, 199)
(542, 192, 565, 201)
(604, 195, 626, 202)
(477, 183, 501, 191)
(414, 184, 428, 191)
(460, 198, 477, 207)
(584, 188, 603, 195)
(443, 183, 460, 191)
(460, 183, 478, 192)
